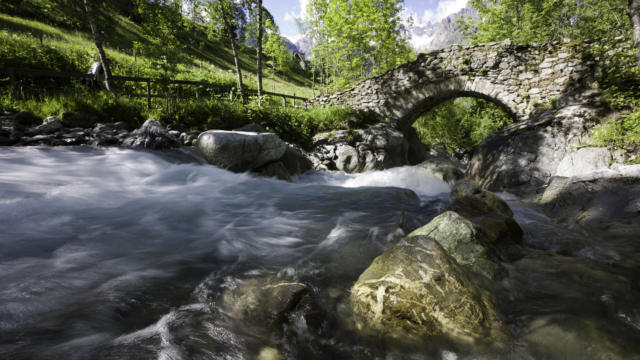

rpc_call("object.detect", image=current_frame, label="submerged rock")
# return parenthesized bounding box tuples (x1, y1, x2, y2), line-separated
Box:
(221, 276, 315, 327)
(350, 235, 507, 345)
(122, 119, 179, 149)
(196, 130, 287, 172)
(409, 211, 503, 279)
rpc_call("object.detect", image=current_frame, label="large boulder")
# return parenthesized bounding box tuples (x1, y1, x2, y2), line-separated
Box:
(350, 235, 507, 345)
(196, 130, 287, 172)
(310, 123, 408, 173)
(409, 211, 503, 279)
(467, 92, 605, 195)
(122, 119, 179, 149)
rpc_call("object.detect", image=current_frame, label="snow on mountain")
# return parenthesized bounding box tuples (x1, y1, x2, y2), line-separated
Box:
(291, 5, 477, 58)
(407, 5, 477, 52)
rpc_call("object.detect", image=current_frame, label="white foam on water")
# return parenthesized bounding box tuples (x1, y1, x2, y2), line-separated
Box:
(297, 165, 450, 198)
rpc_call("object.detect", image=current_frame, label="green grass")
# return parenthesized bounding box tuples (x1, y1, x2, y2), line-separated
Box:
(0, 13, 314, 98)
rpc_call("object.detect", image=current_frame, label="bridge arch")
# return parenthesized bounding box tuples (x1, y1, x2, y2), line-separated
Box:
(306, 40, 601, 130)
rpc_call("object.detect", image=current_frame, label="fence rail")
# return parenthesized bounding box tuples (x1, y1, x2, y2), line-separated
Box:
(0, 67, 308, 108)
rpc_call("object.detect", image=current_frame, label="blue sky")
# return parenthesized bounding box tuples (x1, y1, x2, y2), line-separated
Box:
(263, 0, 469, 42)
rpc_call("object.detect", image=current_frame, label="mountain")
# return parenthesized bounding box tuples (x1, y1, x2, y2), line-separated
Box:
(292, 5, 477, 58)
(407, 6, 477, 52)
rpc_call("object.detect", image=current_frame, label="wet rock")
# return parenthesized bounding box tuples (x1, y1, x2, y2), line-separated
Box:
(122, 119, 179, 149)
(409, 211, 503, 279)
(196, 130, 287, 172)
(279, 145, 313, 176)
(179, 130, 200, 146)
(444, 180, 523, 263)
(31, 116, 63, 135)
(221, 277, 313, 327)
(417, 149, 466, 184)
(518, 315, 638, 360)
(255, 161, 292, 181)
(310, 124, 408, 173)
(350, 235, 507, 345)
(539, 176, 640, 228)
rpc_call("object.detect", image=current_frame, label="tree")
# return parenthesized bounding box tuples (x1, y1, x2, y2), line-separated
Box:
(304, 0, 413, 90)
(134, 0, 186, 79)
(629, 0, 640, 66)
(466, 0, 629, 45)
(206, 0, 247, 103)
(256, 0, 264, 104)
(264, 30, 293, 73)
(83, 0, 116, 95)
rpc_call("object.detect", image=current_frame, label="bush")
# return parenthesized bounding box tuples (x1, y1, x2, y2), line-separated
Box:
(412, 97, 513, 155)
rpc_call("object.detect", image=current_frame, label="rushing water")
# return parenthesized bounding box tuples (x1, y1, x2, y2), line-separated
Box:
(1, 146, 639, 360)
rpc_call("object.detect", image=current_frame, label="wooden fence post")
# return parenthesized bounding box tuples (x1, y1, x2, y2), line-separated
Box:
(9, 69, 16, 97)
(282, 96, 286, 107)
(292, 93, 296, 107)
(146, 81, 151, 110)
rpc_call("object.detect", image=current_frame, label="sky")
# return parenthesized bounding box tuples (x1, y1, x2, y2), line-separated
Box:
(263, 0, 469, 43)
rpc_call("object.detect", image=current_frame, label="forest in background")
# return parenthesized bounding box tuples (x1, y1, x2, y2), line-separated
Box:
(1, 0, 639, 156)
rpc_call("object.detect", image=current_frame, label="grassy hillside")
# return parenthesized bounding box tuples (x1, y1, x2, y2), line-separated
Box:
(0, 12, 314, 98)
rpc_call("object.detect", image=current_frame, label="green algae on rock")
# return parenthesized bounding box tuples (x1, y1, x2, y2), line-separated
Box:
(409, 211, 503, 279)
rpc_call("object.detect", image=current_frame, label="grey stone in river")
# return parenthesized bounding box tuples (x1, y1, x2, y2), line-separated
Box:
(196, 130, 287, 172)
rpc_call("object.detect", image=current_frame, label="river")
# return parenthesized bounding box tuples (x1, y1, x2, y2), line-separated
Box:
(1, 147, 639, 359)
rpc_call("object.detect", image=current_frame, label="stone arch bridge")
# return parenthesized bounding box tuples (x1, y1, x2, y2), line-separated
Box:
(306, 39, 609, 130)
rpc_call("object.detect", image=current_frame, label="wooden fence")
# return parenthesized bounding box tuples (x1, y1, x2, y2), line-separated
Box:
(0, 67, 308, 109)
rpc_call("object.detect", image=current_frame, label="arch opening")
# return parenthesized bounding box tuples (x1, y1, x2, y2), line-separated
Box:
(410, 95, 514, 161)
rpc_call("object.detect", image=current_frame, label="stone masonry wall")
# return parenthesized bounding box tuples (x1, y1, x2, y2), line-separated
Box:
(306, 39, 629, 130)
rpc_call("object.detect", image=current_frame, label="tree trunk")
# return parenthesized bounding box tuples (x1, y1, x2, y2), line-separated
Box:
(83, 0, 116, 95)
(629, 0, 640, 67)
(220, 3, 245, 104)
(256, 0, 263, 105)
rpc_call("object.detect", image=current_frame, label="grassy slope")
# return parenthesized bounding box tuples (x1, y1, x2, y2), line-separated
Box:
(0, 12, 314, 98)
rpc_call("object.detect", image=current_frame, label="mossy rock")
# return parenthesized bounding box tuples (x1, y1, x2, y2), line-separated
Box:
(409, 211, 503, 279)
(350, 235, 508, 346)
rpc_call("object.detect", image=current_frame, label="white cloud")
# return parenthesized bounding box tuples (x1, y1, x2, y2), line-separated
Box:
(404, 0, 467, 26)
(284, 34, 303, 43)
(284, 11, 296, 22)
(284, 0, 309, 22)
(434, 0, 468, 21)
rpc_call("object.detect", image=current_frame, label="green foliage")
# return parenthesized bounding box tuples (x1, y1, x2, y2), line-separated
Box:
(412, 97, 513, 155)
(304, 0, 415, 91)
(133, 0, 187, 78)
(263, 30, 294, 73)
(465, 0, 630, 45)
(589, 110, 640, 150)
(0, 30, 93, 71)
(0, 10, 314, 97)
(1, 90, 145, 129)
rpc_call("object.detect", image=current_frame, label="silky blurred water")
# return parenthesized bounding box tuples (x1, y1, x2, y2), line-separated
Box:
(1, 147, 639, 360)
